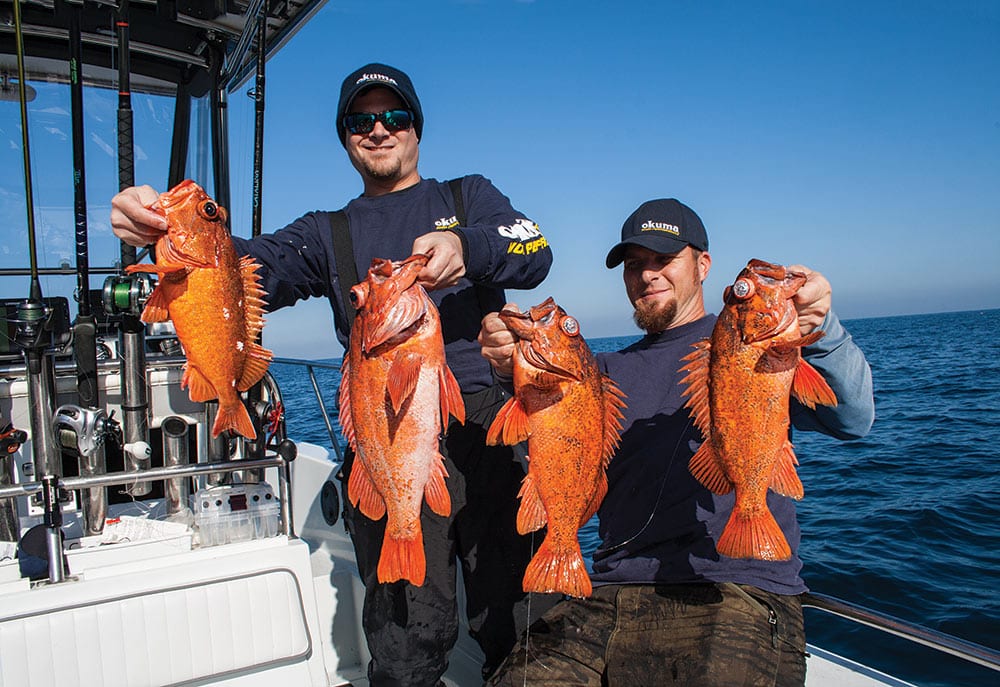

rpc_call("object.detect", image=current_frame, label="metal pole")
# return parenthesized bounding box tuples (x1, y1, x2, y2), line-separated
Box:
(161, 416, 191, 516)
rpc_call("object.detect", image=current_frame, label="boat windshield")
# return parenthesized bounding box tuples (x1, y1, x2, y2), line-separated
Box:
(0, 77, 215, 304)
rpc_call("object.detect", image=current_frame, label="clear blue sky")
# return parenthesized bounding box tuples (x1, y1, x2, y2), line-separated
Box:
(3, 1, 998, 360)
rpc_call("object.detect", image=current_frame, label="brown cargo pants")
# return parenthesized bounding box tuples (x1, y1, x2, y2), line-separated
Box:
(488, 582, 806, 687)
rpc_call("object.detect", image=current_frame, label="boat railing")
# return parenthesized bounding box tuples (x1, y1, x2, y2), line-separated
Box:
(0, 455, 293, 536)
(0, 455, 294, 584)
(271, 356, 344, 462)
(802, 592, 1000, 672)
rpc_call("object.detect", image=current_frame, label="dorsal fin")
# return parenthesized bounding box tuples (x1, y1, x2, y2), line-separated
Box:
(338, 357, 357, 451)
(601, 375, 627, 464)
(679, 338, 712, 438)
(239, 255, 270, 343)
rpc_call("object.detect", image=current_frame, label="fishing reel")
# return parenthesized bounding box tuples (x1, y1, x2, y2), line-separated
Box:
(53, 405, 120, 459)
(102, 274, 154, 318)
(1, 297, 73, 354)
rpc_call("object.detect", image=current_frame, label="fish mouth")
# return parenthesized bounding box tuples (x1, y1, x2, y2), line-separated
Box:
(743, 306, 799, 344)
(157, 234, 214, 269)
(359, 255, 429, 352)
(516, 340, 581, 381)
(497, 306, 535, 340)
(501, 298, 581, 381)
(739, 260, 806, 344)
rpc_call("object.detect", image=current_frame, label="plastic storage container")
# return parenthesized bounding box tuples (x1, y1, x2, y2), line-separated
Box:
(193, 483, 280, 547)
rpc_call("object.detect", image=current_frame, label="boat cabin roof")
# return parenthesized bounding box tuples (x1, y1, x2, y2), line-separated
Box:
(0, 0, 327, 97)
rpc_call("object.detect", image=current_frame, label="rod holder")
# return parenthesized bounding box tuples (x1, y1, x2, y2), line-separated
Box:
(41, 475, 66, 584)
(161, 416, 191, 516)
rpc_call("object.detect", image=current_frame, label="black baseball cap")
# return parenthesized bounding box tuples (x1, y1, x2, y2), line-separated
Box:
(336, 63, 423, 146)
(605, 198, 709, 268)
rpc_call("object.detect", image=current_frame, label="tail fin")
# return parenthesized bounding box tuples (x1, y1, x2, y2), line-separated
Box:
(716, 508, 791, 561)
(377, 529, 426, 586)
(522, 536, 592, 598)
(212, 401, 257, 440)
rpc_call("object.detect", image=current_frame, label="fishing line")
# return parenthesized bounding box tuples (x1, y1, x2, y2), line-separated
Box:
(600, 416, 694, 555)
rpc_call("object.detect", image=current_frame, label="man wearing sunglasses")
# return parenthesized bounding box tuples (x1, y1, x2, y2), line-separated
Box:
(110, 63, 554, 687)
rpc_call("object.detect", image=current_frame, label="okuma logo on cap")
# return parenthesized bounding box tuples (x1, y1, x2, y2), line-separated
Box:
(640, 220, 681, 236)
(356, 72, 398, 87)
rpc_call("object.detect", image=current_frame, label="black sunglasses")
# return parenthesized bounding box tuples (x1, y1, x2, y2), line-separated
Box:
(343, 109, 414, 135)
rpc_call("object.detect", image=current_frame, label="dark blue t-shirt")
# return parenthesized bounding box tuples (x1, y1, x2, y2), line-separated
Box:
(591, 311, 873, 595)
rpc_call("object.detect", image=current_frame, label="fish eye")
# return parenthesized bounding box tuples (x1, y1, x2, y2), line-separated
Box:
(731, 278, 755, 300)
(349, 285, 366, 308)
(560, 316, 579, 337)
(197, 201, 219, 220)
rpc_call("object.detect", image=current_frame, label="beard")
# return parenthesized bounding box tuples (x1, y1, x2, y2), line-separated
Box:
(633, 298, 678, 333)
(360, 155, 402, 181)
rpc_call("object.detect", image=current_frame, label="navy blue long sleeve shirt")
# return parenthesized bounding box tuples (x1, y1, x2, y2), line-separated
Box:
(591, 310, 874, 594)
(232, 175, 552, 392)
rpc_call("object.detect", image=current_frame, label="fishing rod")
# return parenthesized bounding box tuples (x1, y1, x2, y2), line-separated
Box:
(111, 0, 152, 496)
(245, 1, 269, 463)
(10, 0, 65, 579)
(69, 7, 98, 410)
(63, 5, 109, 536)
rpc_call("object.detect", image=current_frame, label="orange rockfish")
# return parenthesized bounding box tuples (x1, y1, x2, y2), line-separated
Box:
(680, 259, 837, 561)
(126, 180, 272, 439)
(487, 298, 625, 597)
(338, 255, 465, 586)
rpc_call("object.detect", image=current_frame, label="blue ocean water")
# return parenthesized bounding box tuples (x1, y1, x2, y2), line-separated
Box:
(271, 308, 1000, 687)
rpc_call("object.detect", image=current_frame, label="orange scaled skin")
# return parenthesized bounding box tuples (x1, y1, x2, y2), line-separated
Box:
(125, 180, 272, 439)
(487, 298, 625, 598)
(338, 255, 465, 586)
(680, 259, 837, 561)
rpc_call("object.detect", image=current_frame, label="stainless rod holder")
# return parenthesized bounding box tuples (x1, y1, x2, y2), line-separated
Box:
(161, 416, 191, 516)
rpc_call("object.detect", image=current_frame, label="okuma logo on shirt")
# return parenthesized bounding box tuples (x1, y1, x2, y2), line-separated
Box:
(435, 215, 460, 230)
(497, 218, 541, 242)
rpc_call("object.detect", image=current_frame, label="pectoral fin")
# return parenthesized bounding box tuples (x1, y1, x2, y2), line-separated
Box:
(792, 358, 838, 409)
(486, 396, 530, 446)
(387, 351, 422, 414)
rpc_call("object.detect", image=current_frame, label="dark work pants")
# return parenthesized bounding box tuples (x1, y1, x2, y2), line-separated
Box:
(489, 583, 807, 687)
(341, 384, 557, 687)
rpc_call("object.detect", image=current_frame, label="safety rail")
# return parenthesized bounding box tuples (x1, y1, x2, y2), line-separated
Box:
(0, 456, 292, 534)
(802, 592, 1000, 672)
(271, 356, 344, 461)
(0, 455, 294, 584)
